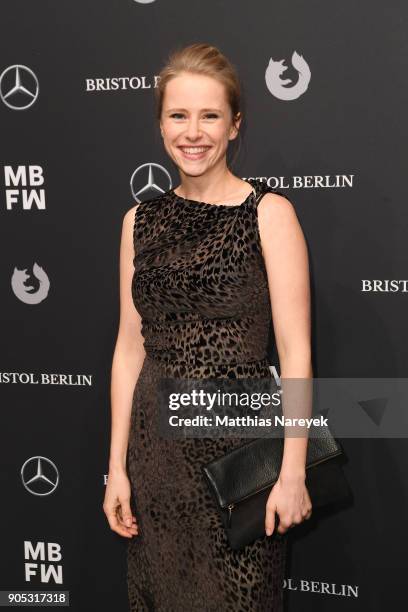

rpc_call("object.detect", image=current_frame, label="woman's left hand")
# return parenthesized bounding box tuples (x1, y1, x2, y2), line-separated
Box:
(265, 471, 312, 536)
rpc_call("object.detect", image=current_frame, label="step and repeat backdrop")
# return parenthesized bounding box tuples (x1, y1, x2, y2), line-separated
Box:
(1, 1, 407, 610)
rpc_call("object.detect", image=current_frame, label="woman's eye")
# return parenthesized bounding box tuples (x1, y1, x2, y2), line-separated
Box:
(169, 112, 218, 120)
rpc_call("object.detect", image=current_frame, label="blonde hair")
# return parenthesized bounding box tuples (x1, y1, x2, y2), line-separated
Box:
(155, 43, 243, 168)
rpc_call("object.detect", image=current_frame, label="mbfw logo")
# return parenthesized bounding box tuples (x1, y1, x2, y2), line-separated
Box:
(21, 457, 59, 497)
(11, 263, 50, 304)
(24, 541, 63, 583)
(0, 65, 39, 110)
(4, 165, 46, 210)
(361, 280, 408, 292)
(134, 0, 156, 3)
(265, 51, 311, 100)
(130, 163, 172, 202)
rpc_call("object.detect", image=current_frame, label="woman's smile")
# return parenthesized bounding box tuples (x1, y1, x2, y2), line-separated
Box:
(177, 145, 212, 160)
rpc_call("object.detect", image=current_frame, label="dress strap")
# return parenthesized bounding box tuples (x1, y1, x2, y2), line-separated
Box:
(252, 179, 291, 208)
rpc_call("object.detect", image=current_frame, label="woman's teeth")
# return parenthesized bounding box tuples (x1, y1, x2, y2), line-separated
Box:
(179, 146, 211, 158)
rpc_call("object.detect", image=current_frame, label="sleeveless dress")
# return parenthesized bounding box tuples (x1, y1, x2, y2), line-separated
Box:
(126, 177, 289, 611)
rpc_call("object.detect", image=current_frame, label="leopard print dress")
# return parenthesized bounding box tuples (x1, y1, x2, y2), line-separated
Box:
(126, 177, 289, 611)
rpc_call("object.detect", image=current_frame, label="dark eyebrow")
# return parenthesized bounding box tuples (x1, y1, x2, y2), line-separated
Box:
(165, 108, 223, 113)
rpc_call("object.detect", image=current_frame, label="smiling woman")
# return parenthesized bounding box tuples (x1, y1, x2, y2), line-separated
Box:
(156, 47, 245, 204)
(104, 42, 313, 612)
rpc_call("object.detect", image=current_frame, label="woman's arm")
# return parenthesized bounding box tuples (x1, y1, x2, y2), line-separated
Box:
(258, 192, 313, 535)
(109, 204, 146, 472)
(103, 205, 145, 538)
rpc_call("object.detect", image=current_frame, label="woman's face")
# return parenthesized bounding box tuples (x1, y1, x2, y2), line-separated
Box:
(160, 72, 241, 177)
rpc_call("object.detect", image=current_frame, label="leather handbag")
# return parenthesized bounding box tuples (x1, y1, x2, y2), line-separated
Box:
(202, 432, 351, 550)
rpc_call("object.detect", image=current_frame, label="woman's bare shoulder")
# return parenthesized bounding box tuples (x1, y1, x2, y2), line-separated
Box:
(122, 203, 143, 237)
(124, 203, 138, 223)
(257, 191, 298, 225)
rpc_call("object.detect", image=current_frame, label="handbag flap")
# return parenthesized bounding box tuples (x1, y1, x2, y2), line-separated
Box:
(202, 432, 342, 508)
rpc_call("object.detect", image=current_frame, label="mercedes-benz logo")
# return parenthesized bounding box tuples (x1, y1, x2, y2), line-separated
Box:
(130, 163, 172, 203)
(0, 65, 39, 110)
(21, 456, 59, 496)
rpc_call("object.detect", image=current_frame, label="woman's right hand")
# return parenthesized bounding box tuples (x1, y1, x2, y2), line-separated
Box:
(103, 468, 139, 538)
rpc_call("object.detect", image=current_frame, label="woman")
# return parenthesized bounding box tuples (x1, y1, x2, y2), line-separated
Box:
(103, 43, 313, 611)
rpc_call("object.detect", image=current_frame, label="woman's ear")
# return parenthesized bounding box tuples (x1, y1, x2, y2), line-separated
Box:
(229, 112, 242, 140)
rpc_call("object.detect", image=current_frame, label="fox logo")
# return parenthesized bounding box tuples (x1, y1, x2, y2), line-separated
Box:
(11, 262, 50, 304)
(265, 51, 311, 100)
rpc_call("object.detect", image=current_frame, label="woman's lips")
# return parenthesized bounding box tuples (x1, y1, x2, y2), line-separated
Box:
(178, 146, 212, 160)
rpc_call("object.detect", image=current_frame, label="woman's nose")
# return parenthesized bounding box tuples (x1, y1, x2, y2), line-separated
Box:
(185, 120, 201, 139)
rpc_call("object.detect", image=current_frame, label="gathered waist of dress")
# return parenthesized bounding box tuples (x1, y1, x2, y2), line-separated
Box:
(140, 316, 270, 367)
(143, 354, 272, 377)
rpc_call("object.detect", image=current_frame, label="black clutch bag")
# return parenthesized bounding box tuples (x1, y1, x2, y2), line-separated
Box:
(202, 432, 351, 550)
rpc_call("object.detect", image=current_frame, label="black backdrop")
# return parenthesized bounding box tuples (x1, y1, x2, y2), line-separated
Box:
(1, 1, 407, 610)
